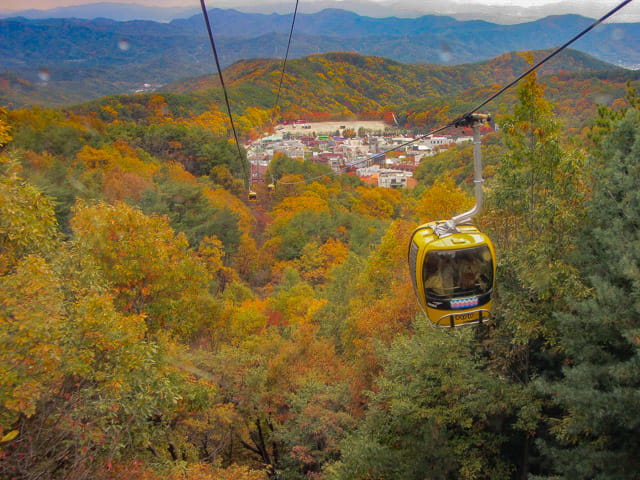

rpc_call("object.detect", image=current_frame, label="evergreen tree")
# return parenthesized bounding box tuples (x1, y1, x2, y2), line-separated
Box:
(329, 325, 513, 480)
(483, 67, 587, 478)
(537, 108, 640, 479)
(139, 171, 241, 254)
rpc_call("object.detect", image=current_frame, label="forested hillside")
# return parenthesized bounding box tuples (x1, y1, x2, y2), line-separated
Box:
(42, 49, 637, 142)
(2, 51, 640, 480)
(161, 49, 636, 132)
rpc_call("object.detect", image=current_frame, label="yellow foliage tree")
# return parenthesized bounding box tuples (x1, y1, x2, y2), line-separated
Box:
(271, 190, 330, 228)
(70, 201, 212, 338)
(417, 176, 473, 223)
(0, 256, 65, 429)
(76, 142, 159, 202)
(354, 185, 401, 219)
(186, 106, 230, 136)
(0, 162, 58, 276)
(0, 107, 12, 148)
(297, 238, 349, 285)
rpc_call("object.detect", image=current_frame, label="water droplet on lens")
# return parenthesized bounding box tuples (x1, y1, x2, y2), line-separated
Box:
(38, 67, 50, 82)
(118, 38, 130, 51)
(439, 51, 452, 63)
(611, 28, 624, 42)
(595, 94, 613, 105)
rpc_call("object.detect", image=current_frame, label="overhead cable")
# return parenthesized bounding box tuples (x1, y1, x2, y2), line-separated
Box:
(200, 0, 249, 188)
(273, 0, 300, 116)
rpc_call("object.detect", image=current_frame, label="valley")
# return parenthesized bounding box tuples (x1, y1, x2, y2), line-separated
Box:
(2, 4, 640, 479)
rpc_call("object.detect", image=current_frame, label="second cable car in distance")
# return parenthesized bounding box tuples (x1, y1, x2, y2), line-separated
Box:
(408, 113, 496, 327)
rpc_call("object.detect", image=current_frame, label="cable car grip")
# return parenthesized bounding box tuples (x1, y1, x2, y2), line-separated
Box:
(436, 113, 491, 237)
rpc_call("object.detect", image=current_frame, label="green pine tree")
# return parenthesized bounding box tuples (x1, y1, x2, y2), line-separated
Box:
(483, 67, 587, 478)
(329, 325, 513, 480)
(537, 107, 640, 480)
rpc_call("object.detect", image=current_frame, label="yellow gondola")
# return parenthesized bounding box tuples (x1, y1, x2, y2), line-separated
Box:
(268, 183, 275, 193)
(248, 190, 257, 201)
(408, 113, 496, 327)
(409, 221, 495, 327)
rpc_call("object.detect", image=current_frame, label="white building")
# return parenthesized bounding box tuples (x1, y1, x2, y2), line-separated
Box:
(356, 165, 413, 189)
(424, 135, 452, 148)
(275, 141, 305, 159)
(378, 170, 412, 189)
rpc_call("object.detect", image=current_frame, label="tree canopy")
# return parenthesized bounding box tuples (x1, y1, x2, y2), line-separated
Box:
(2, 67, 640, 480)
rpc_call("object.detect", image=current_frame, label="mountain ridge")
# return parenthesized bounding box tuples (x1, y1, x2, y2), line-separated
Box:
(0, 2, 200, 23)
(168, 49, 622, 95)
(1, 9, 639, 107)
(67, 49, 637, 135)
(4, 1, 640, 24)
(3, 9, 638, 73)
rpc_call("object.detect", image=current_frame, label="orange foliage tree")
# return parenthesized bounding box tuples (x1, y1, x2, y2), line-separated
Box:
(341, 220, 419, 396)
(76, 141, 159, 202)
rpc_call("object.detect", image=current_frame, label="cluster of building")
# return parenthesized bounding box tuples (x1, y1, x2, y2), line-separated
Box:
(247, 125, 475, 189)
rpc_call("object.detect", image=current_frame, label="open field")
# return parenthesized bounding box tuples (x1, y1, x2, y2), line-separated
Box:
(277, 120, 389, 135)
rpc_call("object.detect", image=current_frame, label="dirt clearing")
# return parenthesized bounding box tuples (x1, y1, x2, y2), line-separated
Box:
(277, 120, 389, 135)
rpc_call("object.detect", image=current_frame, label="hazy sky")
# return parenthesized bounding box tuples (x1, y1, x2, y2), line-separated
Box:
(0, 0, 625, 9)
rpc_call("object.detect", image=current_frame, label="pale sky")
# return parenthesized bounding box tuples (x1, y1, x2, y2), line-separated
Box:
(0, 0, 626, 9)
(1, 0, 638, 23)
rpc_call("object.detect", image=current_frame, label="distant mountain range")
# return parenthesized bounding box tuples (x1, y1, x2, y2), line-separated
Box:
(3, 1, 640, 24)
(1, 8, 639, 107)
(0, 2, 201, 23)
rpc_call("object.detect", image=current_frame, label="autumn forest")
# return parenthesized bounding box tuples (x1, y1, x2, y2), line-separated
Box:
(2, 44, 640, 480)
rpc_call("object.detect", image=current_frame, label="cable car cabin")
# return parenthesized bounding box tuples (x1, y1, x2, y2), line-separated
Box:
(268, 183, 275, 193)
(248, 191, 257, 201)
(408, 221, 496, 327)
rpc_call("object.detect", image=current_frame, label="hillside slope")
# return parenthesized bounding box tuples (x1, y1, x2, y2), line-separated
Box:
(160, 49, 635, 130)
